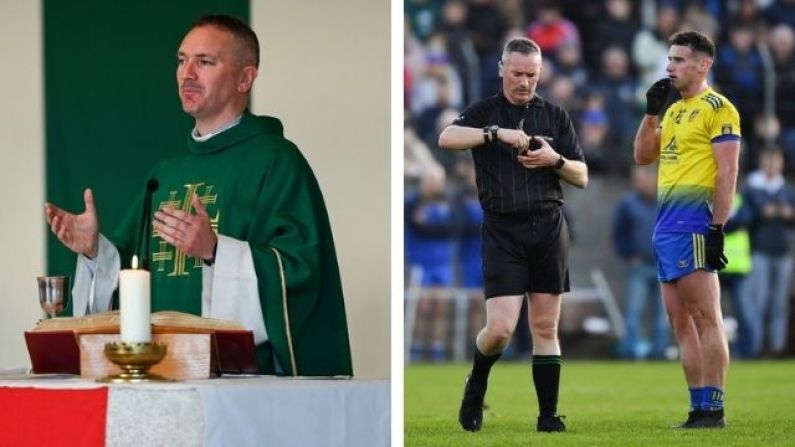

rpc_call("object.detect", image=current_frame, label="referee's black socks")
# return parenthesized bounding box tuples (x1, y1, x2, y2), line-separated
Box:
(532, 355, 562, 417)
(470, 347, 501, 387)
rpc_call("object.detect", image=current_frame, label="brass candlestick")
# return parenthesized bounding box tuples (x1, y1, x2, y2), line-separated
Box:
(97, 341, 171, 383)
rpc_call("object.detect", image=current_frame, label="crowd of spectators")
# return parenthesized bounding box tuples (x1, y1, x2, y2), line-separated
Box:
(406, 0, 795, 178)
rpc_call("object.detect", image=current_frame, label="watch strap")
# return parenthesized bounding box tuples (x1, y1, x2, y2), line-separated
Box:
(203, 240, 218, 266)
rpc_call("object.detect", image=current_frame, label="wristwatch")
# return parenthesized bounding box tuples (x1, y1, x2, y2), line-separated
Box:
(203, 241, 218, 266)
(553, 154, 566, 170)
(488, 125, 499, 143)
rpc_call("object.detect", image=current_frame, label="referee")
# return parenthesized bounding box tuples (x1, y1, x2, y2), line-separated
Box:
(439, 37, 588, 433)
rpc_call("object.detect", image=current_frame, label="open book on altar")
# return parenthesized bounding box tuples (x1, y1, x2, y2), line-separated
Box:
(25, 311, 259, 379)
(31, 310, 246, 334)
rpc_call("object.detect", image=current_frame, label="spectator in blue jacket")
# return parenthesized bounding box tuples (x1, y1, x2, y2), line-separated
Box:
(714, 23, 763, 138)
(454, 160, 485, 357)
(613, 165, 670, 359)
(406, 169, 456, 362)
(743, 148, 795, 356)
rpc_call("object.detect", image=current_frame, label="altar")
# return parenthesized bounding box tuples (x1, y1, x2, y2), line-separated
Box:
(0, 374, 390, 447)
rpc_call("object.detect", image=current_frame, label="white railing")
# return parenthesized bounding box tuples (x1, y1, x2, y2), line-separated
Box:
(403, 267, 626, 364)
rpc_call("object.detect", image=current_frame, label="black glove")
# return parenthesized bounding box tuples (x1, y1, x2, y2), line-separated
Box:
(705, 224, 728, 270)
(645, 78, 672, 115)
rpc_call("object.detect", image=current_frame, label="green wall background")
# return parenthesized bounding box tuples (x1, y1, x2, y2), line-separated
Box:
(44, 1, 248, 312)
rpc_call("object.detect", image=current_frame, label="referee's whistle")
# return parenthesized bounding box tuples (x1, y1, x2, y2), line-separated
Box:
(528, 136, 542, 151)
(520, 135, 542, 155)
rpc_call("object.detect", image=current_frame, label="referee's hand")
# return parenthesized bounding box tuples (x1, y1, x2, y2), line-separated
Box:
(516, 137, 556, 169)
(496, 129, 530, 151)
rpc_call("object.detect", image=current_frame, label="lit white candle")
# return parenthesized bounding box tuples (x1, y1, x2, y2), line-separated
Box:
(119, 255, 151, 343)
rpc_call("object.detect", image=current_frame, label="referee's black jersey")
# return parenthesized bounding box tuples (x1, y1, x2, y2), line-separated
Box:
(452, 91, 585, 215)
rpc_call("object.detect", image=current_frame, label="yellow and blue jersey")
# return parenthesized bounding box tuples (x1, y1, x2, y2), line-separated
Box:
(656, 87, 741, 233)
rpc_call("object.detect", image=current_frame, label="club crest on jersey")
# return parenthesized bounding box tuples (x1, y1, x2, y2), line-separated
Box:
(688, 110, 700, 122)
(721, 124, 733, 135)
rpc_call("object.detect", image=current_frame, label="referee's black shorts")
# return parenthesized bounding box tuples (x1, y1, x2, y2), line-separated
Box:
(482, 208, 570, 299)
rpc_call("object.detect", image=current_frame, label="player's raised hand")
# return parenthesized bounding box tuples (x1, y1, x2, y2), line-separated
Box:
(645, 78, 672, 116)
(44, 188, 99, 258)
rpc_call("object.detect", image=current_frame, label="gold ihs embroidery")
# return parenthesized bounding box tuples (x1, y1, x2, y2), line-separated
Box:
(152, 182, 220, 276)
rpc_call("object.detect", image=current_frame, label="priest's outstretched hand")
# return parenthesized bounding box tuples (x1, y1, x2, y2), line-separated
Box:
(153, 193, 218, 262)
(44, 188, 100, 258)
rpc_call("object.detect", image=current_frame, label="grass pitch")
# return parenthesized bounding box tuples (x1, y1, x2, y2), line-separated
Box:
(405, 360, 795, 446)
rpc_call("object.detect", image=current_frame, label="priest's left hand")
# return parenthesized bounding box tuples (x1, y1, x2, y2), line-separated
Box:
(153, 194, 217, 261)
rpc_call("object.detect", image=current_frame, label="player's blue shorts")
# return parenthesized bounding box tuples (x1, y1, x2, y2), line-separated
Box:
(653, 232, 716, 282)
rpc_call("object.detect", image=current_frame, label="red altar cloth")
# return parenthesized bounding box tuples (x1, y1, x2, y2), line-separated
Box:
(0, 387, 108, 447)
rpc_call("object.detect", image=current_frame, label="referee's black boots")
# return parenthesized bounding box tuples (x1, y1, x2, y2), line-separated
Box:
(458, 375, 486, 431)
(536, 414, 566, 432)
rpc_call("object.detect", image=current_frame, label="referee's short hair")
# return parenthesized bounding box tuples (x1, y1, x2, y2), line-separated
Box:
(669, 30, 715, 59)
(501, 37, 542, 64)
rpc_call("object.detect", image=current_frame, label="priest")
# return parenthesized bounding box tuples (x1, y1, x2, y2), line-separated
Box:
(43, 14, 352, 377)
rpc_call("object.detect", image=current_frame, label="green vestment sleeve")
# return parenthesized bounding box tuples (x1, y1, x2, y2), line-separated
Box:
(246, 136, 353, 376)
